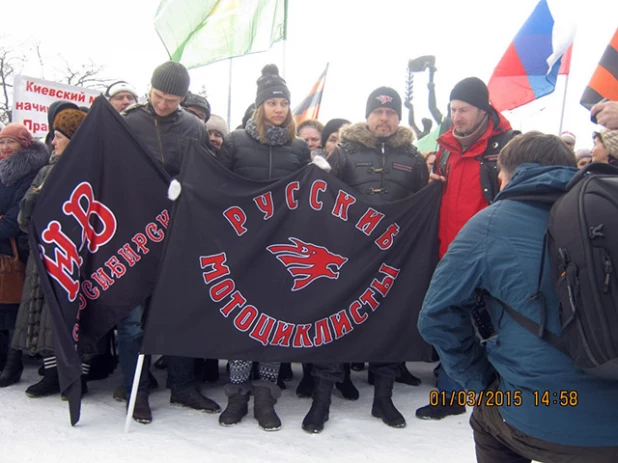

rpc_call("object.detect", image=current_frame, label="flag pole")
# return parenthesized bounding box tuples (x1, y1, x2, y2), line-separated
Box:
(227, 58, 233, 131)
(281, 0, 288, 79)
(558, 72, 570, 134)
(124, 353, 145, 433)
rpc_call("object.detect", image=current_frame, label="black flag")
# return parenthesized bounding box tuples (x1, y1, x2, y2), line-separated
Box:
(143, 149, 441, 362)
(30, 97, 171, 424)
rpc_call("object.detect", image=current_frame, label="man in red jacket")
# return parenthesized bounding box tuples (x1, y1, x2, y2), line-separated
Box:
(416, 77, 519, 420)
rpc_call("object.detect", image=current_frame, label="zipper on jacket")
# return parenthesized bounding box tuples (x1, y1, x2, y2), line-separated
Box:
(269, 146, 273, 180)
(154, 118, 165, 165)
(380, 142, 386, 190)
(603, 252, 613, 293)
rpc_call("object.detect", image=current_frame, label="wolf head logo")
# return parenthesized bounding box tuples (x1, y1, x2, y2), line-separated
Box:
(376, 95, 393, 104)
(267, 237, 348, 291)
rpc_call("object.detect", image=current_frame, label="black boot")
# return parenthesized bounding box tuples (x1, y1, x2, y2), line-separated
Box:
(302, 378, 333, 434)
(253, 381, 282, 431)
(295, 363, 314, 398)
(26, 363, 60, 398)
(415, 402, 466, 420)
(371, 375, 406, 428)
(219, 383, 251, 426)
(395, 362, 422, 386)
(0, 348, 23, 388)
(335, 363, 359, 400)
(279, 362, 293, 381)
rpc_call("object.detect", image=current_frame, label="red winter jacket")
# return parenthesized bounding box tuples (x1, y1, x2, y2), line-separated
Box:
(435, 110, 514, 258)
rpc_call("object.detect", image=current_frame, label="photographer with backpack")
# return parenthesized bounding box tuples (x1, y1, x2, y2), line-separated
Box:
(418, 132, 618, 463)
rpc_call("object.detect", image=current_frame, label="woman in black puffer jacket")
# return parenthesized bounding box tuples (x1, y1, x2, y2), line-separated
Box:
(216, 64, 310, 432)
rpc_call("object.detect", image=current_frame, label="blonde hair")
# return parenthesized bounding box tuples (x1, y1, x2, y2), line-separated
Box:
(253, 105, 297, 144)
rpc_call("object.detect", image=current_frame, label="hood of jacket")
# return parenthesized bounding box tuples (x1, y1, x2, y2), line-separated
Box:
(0, 140, 49, 187)
(496, 163, 578, 202)
(340, 122, 416, 152)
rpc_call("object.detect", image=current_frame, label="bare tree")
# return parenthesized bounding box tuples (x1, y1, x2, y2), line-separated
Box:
(0, 43, 27, 124)
(60, 58, 114, 90)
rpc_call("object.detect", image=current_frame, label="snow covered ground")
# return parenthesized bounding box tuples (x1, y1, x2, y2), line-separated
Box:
(1, 359, 480, 463)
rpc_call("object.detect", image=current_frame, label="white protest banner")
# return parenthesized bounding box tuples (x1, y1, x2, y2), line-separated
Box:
(12, 75, 102, 138)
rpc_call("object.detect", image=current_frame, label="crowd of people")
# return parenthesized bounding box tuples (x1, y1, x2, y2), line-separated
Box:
(0, 58, 617, 462)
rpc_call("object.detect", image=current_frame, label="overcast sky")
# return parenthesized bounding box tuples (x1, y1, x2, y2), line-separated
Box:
(3, 0, 617, 148)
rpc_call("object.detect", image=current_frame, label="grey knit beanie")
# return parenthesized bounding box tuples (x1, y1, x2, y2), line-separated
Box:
(151, 61, 190, 97)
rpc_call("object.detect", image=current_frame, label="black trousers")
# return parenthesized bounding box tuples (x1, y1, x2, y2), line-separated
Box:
(470, 392, 618, 463)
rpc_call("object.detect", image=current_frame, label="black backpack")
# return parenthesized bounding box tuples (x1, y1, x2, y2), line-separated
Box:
(499, 163, 618, 381)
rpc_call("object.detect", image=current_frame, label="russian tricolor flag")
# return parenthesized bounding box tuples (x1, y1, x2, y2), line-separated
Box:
(488, 0, 575, 112)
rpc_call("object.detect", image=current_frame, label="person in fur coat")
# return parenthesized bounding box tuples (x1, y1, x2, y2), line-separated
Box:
(0, 123, 49, 387)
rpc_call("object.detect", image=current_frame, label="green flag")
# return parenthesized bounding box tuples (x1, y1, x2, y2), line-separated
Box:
(154, 0, 287, 69)
(414, 125, 441, 153)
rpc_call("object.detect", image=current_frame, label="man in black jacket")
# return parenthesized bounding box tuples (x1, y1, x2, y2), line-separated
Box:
(121, 61, 219, 424)
(302, 87, 428, 434)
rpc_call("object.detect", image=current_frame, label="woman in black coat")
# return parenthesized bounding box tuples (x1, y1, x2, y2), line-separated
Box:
(0, 123, 49, 387)
(217, 64, 310, 432)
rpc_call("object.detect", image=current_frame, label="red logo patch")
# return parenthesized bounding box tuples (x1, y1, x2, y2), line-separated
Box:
(376, 95, 393, 104)
(267, 237, 348, 291)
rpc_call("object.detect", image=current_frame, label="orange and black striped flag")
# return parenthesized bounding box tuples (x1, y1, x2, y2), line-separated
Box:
(580, 28, 618, 109)
(293, 64, 328, 124)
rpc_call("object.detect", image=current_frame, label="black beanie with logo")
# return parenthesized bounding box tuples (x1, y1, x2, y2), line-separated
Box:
(365, 87, 402, 120)
(255, 64, 291, 108)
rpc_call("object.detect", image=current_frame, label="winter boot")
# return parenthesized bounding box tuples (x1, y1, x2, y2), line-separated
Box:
(295, 363, 314, 398)
(302, 378, 334, 434)
(395, 362, 422, 386)
(170, 387, 221, 413)
(26, 357, 60, 398)
(253, 380, 282, 431)
(219, 383, 251, 426)
(335, 363, 359, 400)
(278, 362, 293, 381)
(0, 348, 23, 388)
(371, 375, 406, 428)
(131, 392, 152, 424)
(415, 402, 466, 420)
(351, 362, 365, 371)
(154, 356, 167, 369)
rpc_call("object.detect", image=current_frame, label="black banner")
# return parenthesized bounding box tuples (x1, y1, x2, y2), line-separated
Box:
(143, 149, 441, 363)
(30, 97, 172, 424)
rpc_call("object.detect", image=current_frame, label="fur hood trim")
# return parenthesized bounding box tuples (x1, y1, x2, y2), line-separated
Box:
(340, 122, 418, 154)
(0, 140, 49, 187)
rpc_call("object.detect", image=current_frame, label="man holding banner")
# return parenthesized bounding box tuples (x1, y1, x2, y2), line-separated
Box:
(301, 86, 429, 433)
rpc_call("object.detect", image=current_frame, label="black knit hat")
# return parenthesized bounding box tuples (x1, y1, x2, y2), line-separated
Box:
(181, 92, 211, 122)
(321, 118, 350, 148)
(365, 87, 402, 120)
(255, 64, 291, 108)
(151, 61, 190, 97)
(450, 77, 491, 112)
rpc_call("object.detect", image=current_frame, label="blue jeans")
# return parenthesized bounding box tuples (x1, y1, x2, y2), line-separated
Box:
(117, 304, 149, 394)
(437, 364, 464, 394)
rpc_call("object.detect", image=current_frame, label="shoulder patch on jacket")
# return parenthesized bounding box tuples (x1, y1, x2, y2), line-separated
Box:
(392, 162, 413, 173)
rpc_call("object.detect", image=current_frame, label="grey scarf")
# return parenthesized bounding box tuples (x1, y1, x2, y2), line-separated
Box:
(245, 119, 291, 146)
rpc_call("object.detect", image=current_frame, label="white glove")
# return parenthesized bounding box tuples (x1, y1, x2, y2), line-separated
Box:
(168, 179, 182, 201)
(312, 155, 331, 173)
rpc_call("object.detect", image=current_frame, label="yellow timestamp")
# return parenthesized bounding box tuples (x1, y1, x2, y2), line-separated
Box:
(429, 390, 523, 407)
(533, 390, 579, 407)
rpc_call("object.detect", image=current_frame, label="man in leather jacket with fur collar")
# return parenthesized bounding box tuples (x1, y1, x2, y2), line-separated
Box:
(327, 87, 428, 205)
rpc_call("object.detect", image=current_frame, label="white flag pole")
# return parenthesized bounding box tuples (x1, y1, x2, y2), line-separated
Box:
(124, 353, 145, 433)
